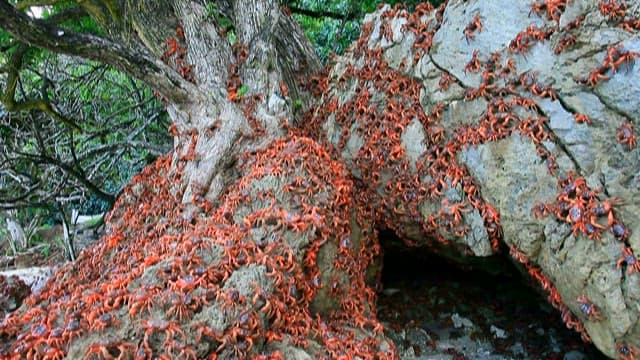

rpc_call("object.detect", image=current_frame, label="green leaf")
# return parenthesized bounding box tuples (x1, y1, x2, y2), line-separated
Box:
(227, 30, 237, 46)
(238, 85, 248, 97)
(205, 3, 217, 18)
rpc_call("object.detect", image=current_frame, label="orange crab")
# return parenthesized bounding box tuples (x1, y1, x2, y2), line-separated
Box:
(576, 295, 603, 321)
(616, 121, 637, 150)
(617, 246, 640, 275)
(464, 14, 483, 42)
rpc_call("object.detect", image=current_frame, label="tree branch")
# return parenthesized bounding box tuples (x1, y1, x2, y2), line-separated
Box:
(1, 43, 82, 130)
(45, 5, 88, 25)
(15, 0, 60, 11)
(287, 5, 359, 21)
(0, 1, 198, 105)
(21, 150, 116, 204)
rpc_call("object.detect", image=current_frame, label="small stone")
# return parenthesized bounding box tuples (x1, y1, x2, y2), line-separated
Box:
(510, 342, 528, 357)
(382, 288, 401, 296)
(490, 325, 508, 339)
(451, 313, 474, 329)
(563, 350, 588, 360)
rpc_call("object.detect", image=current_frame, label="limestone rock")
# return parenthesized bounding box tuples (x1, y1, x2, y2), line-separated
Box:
(317, 1, 640, 357)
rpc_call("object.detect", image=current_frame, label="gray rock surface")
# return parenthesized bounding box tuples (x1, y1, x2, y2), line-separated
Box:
(316, 1, 640, 358)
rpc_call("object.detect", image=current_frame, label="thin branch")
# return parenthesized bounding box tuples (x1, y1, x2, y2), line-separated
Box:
(0, 1, 198, 105)
(1, 43, 82, 130)
(15, 0, 60, 11)
(21, 150, 116, 204)
(287, 5, 359, 21)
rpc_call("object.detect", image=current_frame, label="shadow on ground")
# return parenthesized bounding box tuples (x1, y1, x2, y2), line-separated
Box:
(378, 233, 608, 360)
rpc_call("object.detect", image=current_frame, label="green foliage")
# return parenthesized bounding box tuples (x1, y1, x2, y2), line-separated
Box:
(0, 207, 49, 255)
(0, 1, 448, 222)
(292, 0, 444, 63)
(291, 0, 358, 63)
(1, 31, 170, 217)
(237, 84, 249, 97)
(46, 2, 103, 36)
(205, 3, 217, 18)
(204, 2, 236, 45)
(40, 242, 51, 257)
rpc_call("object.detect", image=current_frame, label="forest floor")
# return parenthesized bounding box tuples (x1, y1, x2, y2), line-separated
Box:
(1, 228, 608, 359)
(379, 249, 608, 360)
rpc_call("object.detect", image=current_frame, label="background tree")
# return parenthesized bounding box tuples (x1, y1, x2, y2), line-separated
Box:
(0, 0, 430, 242)
(0, 0, 418, 266)
(0, 1, 638, 359)
(0, 54, 170, 209)
(1, 42, 170, 257)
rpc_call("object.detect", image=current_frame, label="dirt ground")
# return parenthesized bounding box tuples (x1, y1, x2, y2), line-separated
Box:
(1, 227, 607, 359)
(379, 249, 607, 360)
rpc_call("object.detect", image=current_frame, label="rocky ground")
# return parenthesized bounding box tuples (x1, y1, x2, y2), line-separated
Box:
(378, 249, 608, 360)
(1, 228, 609, 359)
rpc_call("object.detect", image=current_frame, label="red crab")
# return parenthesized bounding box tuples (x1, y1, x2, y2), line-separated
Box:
(616, 121, 637, 150)
(616, 341, 639, 360)
(464, 14, 483, 42)
(574, 113, 591, 124)
(576, 295, 603, 321)
(617, 247, 640, 275)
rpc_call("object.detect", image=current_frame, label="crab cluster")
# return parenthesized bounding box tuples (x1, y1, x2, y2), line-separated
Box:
(304, 2, 509, 255)
(598, 0, 640, 31)
(161, 23, 194, 83)
(536, 172, 626, 241)
(0, 132, 393, 359)
(226, 43, 249, 103)
(1, 1, 639, 359)
(580, 44, 639, 88)
(301, 1, 638, 357)
(535, 170, 638, 281)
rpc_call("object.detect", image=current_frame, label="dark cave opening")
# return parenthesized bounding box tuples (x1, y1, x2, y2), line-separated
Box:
(376, 230, 607, 360)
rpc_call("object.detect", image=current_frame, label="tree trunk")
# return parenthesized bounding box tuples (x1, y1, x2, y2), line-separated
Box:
(4, 218, 26, 253)
(1, 1, 639, 359)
